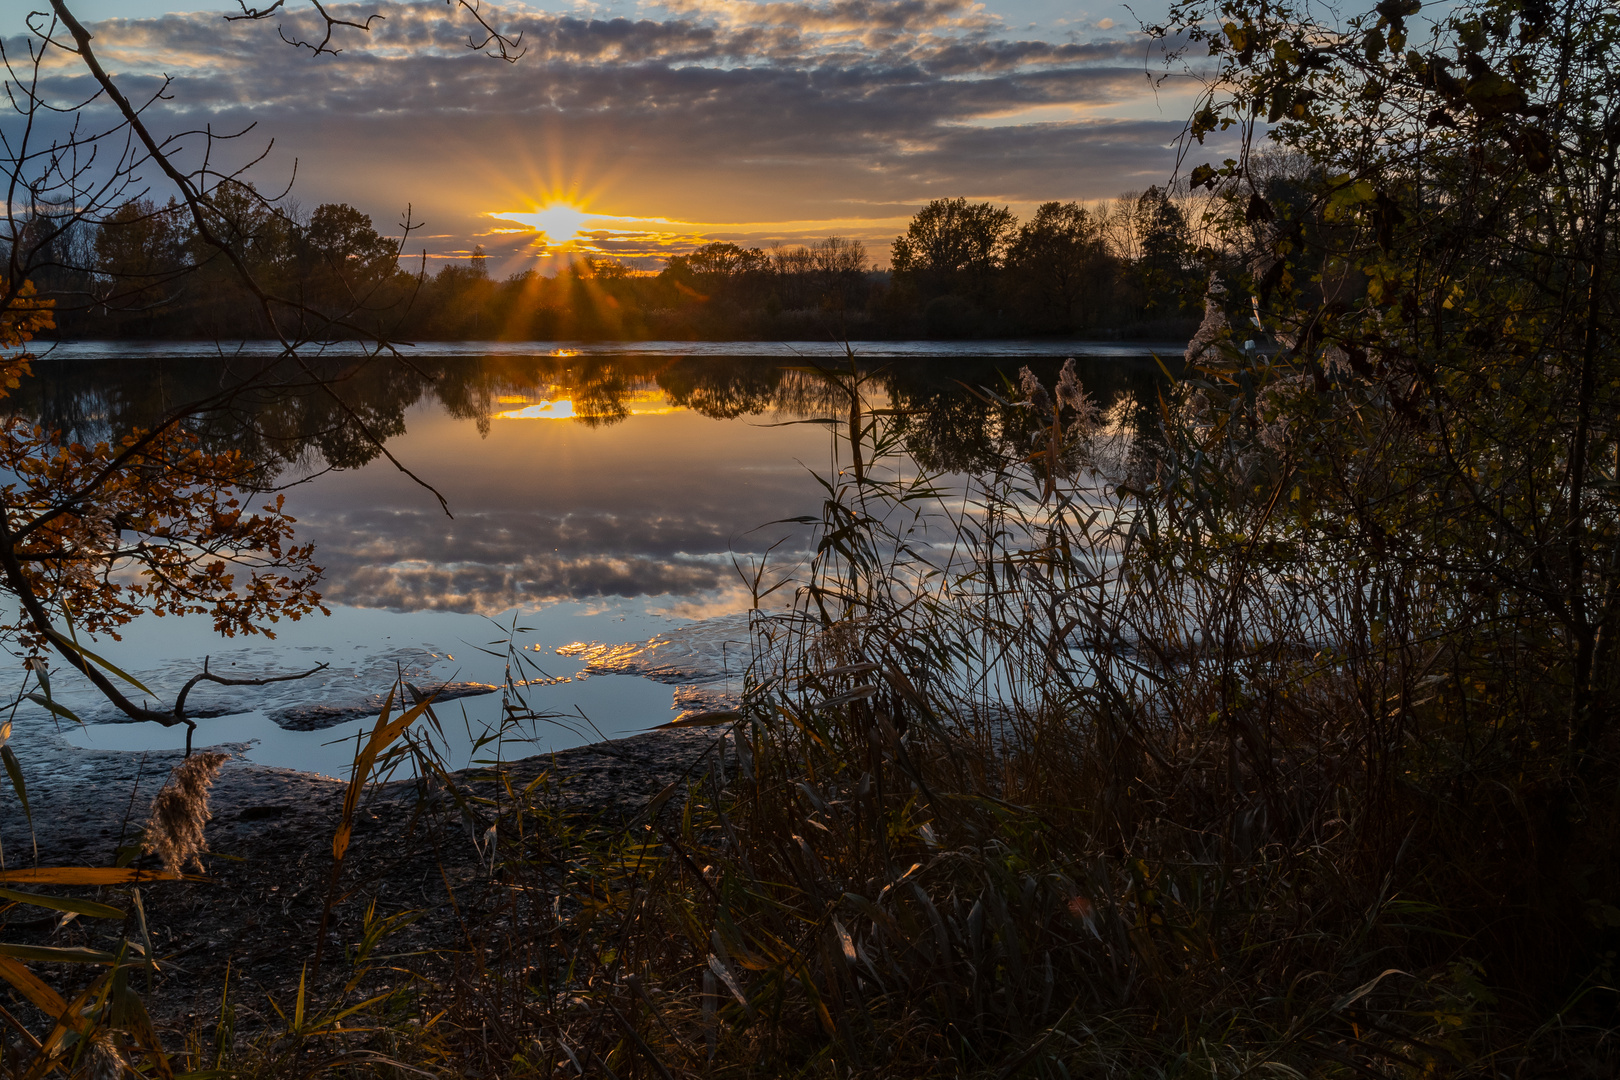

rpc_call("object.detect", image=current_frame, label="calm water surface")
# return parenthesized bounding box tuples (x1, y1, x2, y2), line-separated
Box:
(15, 343, 1176, 777)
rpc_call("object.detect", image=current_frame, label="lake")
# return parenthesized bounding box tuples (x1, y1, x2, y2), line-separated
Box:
(9, 340, 1178, 778)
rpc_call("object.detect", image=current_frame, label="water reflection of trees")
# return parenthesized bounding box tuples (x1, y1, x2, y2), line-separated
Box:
(882, 356, 1163, 473)
(8, 353, 1168, 482)
(14, 354, 429, 483)
(655, 358, 783, 419)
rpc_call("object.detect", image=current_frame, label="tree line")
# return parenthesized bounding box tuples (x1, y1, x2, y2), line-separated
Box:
(31, 186, 1216, 341)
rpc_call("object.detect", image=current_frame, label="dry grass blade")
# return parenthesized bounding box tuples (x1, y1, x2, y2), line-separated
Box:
(315, 682, 438, 969)
(0, 888, 126, 920)
(0, 957, 78, 1030)
(0, 869, 184, 886)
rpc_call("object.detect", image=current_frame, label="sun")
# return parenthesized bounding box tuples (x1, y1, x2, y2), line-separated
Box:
(494, 202, 593, 247)
(534, 202, 591, 244)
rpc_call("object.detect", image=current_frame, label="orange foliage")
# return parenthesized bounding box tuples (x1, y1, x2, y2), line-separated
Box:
(0, 278, 54, 396)
(0, 282, 324, 649)
(0, 424, 326, 643)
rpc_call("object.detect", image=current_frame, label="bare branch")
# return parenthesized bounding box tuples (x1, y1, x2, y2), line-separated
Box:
(228, 0, 384, 57)
(457, 0, 527, 62)
(224, 0, 525, 61)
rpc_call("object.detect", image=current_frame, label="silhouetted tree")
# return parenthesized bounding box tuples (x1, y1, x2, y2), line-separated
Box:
(1126, 186, 1197, 315)
(95, 199, 187, 285)
(302, 203, 397, 280)
(1004, 201, 1112, 332)
(891, 198, 1016, 334)
(668, 242, 769, 278)
(891, 198, 1015, 277)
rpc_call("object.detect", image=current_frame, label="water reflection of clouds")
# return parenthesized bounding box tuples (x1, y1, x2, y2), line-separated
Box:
(24, 354, 1166, 617)
(329, 551, 739, 613)
(290, 405, 827, 615)
(312, 523, 807, 614)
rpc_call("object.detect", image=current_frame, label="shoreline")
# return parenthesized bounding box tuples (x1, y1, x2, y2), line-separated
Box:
(14, 723, 722, 866)
(7, 724, 729, 1033)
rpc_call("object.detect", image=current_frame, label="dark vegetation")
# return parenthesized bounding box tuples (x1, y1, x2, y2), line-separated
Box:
(0, 0, 1617, 1075)
(36, 191, 1209, 343)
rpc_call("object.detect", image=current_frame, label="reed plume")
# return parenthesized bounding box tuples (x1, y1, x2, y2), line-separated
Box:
(143, 752, 228, 875)
(75, 1032, 128, 1080)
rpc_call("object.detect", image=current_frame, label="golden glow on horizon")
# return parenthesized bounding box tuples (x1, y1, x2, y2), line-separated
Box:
(488, 200, 911, 265)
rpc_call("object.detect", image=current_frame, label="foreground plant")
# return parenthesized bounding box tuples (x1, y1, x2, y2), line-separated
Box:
(0, 752, 223, 1077)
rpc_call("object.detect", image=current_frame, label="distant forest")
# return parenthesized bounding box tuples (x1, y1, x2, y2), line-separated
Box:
(28, 186, 1213, 342)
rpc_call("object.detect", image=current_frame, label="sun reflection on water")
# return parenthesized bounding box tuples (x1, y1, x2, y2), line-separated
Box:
(500, 399, 579, 420)
(496, 388, 681, 421)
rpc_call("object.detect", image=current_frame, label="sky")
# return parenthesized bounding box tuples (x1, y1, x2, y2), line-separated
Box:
(15, 0, 1207, 273)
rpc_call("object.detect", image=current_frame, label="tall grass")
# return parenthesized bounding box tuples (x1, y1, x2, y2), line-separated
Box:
(505, 353, 1608, 1076)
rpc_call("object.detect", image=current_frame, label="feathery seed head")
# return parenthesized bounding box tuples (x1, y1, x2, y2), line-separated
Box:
(76, 1032, 128, 1080)
(143, 751, 227, 875)
(1055, 358, 1102, 439)
(1018, 366, 1053, 423)
(1186, 272, 1232, 364)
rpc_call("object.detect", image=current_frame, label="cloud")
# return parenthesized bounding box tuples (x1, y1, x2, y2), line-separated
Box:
(18, 1, 1202, 269)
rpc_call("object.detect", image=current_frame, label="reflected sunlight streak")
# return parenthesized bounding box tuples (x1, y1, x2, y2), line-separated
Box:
(497, 390, 683, 421)
(500, 399, 578, 420)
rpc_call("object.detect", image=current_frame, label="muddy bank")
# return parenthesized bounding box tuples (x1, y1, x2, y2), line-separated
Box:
(14, 725, 722, 862)
(2, 724, 731, 1038)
